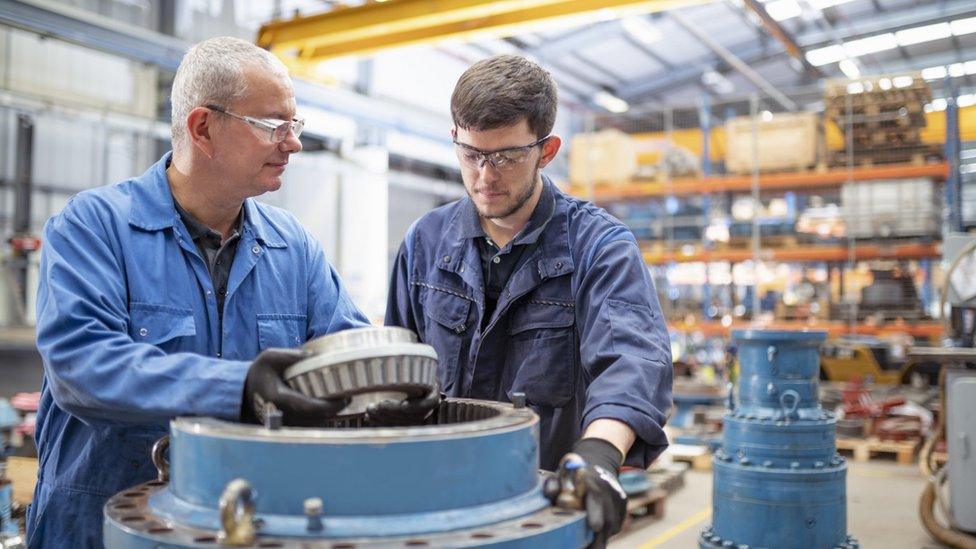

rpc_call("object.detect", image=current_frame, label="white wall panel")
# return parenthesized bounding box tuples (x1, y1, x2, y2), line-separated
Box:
(6, 28, 156, 117)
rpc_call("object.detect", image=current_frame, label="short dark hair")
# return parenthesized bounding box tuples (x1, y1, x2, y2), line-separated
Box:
(450, 55, 558, 140)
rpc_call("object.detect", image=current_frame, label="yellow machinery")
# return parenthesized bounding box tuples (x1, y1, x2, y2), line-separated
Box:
(819, 339, 907, 384)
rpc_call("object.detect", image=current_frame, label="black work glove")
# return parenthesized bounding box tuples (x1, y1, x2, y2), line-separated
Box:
(543, 438, 627, 549)
(364, 388, 442, 427)
(242, 348, 349, 427)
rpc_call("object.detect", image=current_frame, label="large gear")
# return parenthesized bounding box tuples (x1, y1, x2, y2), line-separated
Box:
(283, 327, 439, 417)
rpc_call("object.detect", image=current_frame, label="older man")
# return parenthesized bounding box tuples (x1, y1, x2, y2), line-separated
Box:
(27, 36, 368, 547)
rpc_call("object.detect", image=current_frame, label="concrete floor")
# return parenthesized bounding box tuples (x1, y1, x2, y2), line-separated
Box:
(611, 460, 947, 549)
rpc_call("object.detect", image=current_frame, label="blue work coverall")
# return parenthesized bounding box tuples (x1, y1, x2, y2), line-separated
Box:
(27, 152, 368, 548)
(386, 178, 672, 471)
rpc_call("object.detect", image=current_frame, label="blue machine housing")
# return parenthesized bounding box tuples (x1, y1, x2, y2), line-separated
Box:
(104, 399, 589, 548)
(700, 330, 859, 549)
(1, 398, 20, 538)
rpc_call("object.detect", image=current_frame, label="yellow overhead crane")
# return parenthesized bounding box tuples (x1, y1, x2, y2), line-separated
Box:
(257, 0, 707, 63)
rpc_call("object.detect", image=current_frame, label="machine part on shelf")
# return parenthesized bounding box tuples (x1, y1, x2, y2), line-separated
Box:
(104, 399, 588, 547)
(0, 399, 21, 542)
(820, 339, 913, 384)
(284, 327, 439, 419)
(700, 330, 858, 549)
(836, 418, 867, 439)
(874, 416, 922, 442)
(671, 380, 727, 428)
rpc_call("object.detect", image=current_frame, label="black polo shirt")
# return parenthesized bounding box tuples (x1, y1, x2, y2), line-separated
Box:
(174, 200, 243, 319)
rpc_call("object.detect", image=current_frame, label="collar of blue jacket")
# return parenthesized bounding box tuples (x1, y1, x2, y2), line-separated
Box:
(127, 151, 287, 248)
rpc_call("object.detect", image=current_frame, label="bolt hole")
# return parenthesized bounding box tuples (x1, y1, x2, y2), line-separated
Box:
(193, 536, 217, 544)
(120, 515, 144, 523)
(148, 526, 173, 534)
(123, 491, 142, 498)
(146, 481, 166, 487)
(113, 503, 136, 510)
(521, 522, 543, 529)
(471, 533, 494, 539)
(405, 541, 429, 547)
(332, 545, 357, 549)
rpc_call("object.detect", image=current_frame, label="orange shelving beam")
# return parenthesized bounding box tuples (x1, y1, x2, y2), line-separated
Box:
(668, 320, 943, 338)
(570, 162, 949, 201)
(643, 241, 941, 265)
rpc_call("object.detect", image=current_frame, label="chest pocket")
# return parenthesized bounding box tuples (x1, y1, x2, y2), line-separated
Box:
(257, 313, 308, 350)
(421, 286, 471, 392)
(129, 302, 195, 349)
(506, 301, 576, 408)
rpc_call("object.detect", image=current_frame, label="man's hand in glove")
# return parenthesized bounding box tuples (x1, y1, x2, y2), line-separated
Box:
(242, 348, 348, 426)
(365, 387, 441, 427)
(543, 438, 628, 549)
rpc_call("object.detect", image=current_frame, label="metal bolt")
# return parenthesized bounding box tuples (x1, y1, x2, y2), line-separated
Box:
(304, 497, 323, 532)
(815, 461, 825, 468)
(511, 392, 526, 409)
(763, 460, 773, 468)
(791, 461, 800, 469)
(263, 403, 283, 430)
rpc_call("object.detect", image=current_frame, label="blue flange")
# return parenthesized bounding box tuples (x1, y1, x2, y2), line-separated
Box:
(104, 399, 589, 547)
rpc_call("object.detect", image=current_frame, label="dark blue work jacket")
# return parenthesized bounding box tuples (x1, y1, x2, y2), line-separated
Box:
(386, 178, 672, 471)
(28, 152, 368, 548)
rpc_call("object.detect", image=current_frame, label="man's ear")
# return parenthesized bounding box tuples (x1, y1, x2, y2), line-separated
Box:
(186, 106, 216, 159)
(538, 135, 562, 169)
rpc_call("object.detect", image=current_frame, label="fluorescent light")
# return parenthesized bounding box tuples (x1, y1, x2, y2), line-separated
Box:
(593, 91, 629, 113)
(950, 63, 966, 77)
(844, 33, 897, 57)
(765, 0, 801, 21)
(808, 0, 855, 8)
(761, 110, 774, 122)
(621, 16, 663, 45)
(951, 16, 976, 36)
(846, 81, 864, 94)
(702, 69, 734, 94)
(926, 98, 948, 112)
(966, 60, 976, 75)
(806, 44, 846, 66)
(895, 22, 952, 46)
(839, 59, 861, 79)
(878, 77, 892, 90)
(959, 94, 976, 108)
(892, 75, 914, 88)
(921, 66, 947, 80)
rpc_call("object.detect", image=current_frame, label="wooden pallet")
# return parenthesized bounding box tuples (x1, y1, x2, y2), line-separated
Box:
(668, 444, 713, 471)
(8, 456, 38, 504)
(626, 488, 667, 519)
(835, 437, 919, 465)
(828, 146, 942, 168)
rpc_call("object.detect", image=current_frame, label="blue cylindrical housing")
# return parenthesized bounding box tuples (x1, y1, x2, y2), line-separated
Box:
(104, 399, 588, 547)
(701, 330, 858, 549)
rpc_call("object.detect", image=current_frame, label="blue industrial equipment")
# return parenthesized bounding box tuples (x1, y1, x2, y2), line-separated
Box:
(104, 399, 589, 547)
(1, 398, 21, 543)
(700, 330, 858, 549)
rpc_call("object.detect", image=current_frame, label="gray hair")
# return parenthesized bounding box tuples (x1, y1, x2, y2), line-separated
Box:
(170, 36, 288, 149)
